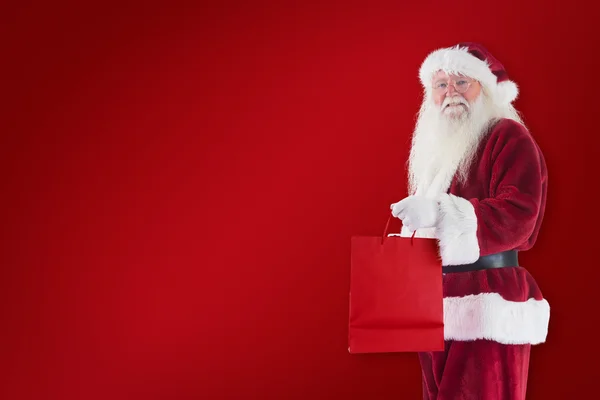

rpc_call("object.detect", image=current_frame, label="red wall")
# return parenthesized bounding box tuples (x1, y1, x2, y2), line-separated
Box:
(3, 2, 598, 399)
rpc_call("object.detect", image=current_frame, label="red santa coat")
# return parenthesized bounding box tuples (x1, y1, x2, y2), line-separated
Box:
(399, 117, 550, 345)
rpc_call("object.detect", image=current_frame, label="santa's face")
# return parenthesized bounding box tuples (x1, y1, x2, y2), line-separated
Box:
(431, 71, 482, 119)
(407, 71, 495, 194)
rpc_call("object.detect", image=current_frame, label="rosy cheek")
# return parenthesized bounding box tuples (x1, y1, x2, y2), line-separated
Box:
(466, 85, 481, 102)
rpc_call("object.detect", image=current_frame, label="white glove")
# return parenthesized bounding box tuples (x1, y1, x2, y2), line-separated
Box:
(390, 195, 440, 232)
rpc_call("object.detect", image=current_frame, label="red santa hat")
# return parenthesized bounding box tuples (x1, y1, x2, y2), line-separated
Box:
(418, 42, 519, 105)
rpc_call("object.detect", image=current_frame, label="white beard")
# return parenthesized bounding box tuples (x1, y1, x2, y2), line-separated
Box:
(407, 91, 521, 196)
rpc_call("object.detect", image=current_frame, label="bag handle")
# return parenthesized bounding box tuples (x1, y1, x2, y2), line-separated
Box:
(381, 214, 417, 245)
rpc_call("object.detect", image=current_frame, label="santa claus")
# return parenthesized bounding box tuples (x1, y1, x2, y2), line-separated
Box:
(390, 43, 550, 399)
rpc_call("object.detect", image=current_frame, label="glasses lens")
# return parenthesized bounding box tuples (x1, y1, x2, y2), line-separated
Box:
(433, 81, 447, 91)
(454, 79, 470, 93)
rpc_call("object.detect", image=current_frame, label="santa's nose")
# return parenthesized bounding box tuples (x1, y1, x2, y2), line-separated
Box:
(446, 84, 456, 95)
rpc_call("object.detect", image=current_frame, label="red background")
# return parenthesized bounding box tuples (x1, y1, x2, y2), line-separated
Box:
(2, 1, 598, 399)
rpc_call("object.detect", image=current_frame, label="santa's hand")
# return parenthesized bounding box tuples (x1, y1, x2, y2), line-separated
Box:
(390, 195, 440, 231)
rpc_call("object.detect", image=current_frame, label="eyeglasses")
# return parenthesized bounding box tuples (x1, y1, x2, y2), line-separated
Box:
(432, 76, 475, 94)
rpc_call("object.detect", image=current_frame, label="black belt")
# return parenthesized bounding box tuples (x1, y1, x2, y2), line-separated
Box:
(442, 250, 519, 273)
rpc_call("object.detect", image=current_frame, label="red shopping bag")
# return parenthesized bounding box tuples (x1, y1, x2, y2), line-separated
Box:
(348, 215, 444, 354)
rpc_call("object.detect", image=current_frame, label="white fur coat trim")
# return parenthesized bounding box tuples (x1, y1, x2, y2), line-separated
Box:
(444, 292, 550, 345)
(419, 45, 518, 104)
(436, 193, 480, 266)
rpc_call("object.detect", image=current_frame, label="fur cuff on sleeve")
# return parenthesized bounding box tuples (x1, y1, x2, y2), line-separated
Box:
(436, 194, 480, 265)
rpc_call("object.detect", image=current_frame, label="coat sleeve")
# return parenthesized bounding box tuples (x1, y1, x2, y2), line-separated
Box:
(435, 124, 546, 265)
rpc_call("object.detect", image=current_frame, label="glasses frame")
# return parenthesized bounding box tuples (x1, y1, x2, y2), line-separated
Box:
(432, 76, 476, 94)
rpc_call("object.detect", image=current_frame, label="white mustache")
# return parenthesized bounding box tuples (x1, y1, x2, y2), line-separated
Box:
(442, 96, 469, 109)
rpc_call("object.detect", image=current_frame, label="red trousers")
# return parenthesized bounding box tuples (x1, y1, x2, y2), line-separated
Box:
(418, 340, 531, 400)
